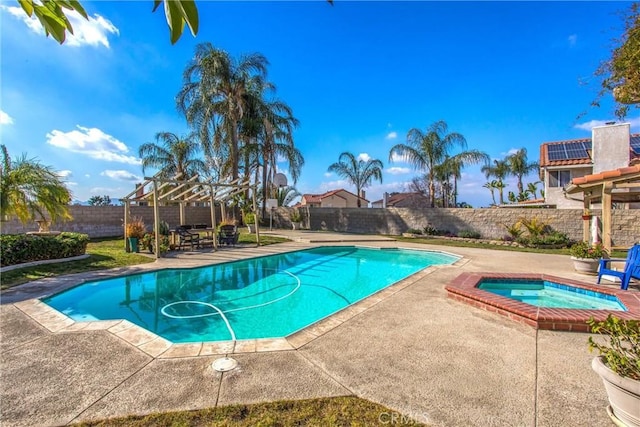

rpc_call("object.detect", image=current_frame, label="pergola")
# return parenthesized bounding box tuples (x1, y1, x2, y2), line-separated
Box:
(565, 165, 640, 251)
(121, 172, 260, 260)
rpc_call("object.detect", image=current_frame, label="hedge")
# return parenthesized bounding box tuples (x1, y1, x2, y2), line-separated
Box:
(0, 232, 90, 267)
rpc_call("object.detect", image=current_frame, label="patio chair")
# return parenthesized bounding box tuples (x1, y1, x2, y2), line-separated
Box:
(175, 226, 200, 250)
(217, 225, 239, 246)
(597, 244, 640, 290)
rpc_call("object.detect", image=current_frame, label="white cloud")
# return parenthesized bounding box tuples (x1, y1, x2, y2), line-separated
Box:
(568, 34, 577, 47)
(386, 167, 411, 175)
(67, 181, 78, 187)
(357, 153, 371, 162)
(574, 117, 640, 131)
(46, 126, 141, 165)
(385, 131, 398, 140)
(101, 170, 141, 182)
(0, 110, 14, 125)
(57, 170, 73, 178)
(3, 6, 119, 48)
(85, 174, 91, 178)
(390, 152, 410, 163)
(318, 179, 352, 192)
(324, 172, 333, 178)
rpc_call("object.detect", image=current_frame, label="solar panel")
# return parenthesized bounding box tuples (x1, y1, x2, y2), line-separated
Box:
(564, 142, 590, 160)
(547, 145, 566, 161)
(631, 135, 640, 155)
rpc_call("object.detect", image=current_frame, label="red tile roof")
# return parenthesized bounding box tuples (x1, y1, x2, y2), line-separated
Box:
(570, 164, 640, 185)
(301, 188, 368, 204)
(540, 134, 640, 167)
(371, 192, 427, 205)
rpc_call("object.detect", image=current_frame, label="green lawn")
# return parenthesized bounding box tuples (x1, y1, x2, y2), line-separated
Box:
(0, 233, 290, 290)
(72, 396, 426, 427)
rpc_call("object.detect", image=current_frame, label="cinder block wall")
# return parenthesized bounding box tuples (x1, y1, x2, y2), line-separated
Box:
(303, 207, 640, 247)
(0, 206, 221, 238)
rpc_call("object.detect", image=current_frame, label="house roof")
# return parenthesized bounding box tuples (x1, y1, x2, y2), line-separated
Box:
(569, 164, 640, 187)
(371, 192, 427, 205)
(301, 188, 369, 204)
(565, 164, 640, 203)
(539, 134, 640, 168)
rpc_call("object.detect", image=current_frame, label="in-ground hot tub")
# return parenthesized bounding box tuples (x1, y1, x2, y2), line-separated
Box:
(445, 273, 640, 331)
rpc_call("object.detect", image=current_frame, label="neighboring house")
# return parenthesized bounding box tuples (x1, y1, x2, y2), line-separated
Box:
(539, 123, 640, 208)
(298, 189, 368, 208)
(371, 192, 430, 208)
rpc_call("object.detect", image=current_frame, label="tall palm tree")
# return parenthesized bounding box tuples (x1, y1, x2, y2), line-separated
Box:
(483, 181, 497, 206)
(327, 152, 383, 207)
(138, 132, 207, 179)
(388, 120, 467, 207)
(0, 145, 72, 224)
(177, 43, 268, 181)
(526, 181, 541, 199)
(439, 150, 490, 207)
(481, 159, 510, 205)
(507, 148, 539, 196)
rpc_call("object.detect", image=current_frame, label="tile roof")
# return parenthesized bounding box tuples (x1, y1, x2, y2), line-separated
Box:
(371, 192, 427, 205)
(301, 188, 368, 204)
(570, 164, 640, 186)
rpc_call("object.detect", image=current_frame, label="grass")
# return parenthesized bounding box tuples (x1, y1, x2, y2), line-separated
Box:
(72, 396, 425, 427)
(1, 233, 291, 290)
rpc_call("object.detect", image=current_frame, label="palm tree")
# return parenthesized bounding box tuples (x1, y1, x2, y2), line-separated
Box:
(177, 44, 269, 182)
(527, 181, 541, 199)
(439, 150, 490, 207)
(389, 120, 467, 207)
(276, 186, 301, 207)
(483, 181, 497, 206)
(481, 159, 510, 205)
(507, 148, 539, 196)
(327, 152, 383, 207)
(0, 145, 72, 224)
(138, 132, 207, 179)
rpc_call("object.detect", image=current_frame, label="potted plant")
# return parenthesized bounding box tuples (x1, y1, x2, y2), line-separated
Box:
(569, 241, 607, 275)
(243, 212, 256, 233)
(588, 315, 640, 427)
(125, 216, 146, 253)
(290, 209, 302, 230)
(141, 233, 154, 253)
(582, 208, 593, 221)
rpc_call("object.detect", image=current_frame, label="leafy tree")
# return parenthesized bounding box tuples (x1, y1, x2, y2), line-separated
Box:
(483, 181, 497, 206)
(0, 144, 72, 224)
(594, 3, 640, 118)
(438, 151, 489, 207)
(327, 152, 383, 208)
(506, 148, 539, 197)
(389, 120, 468, 208)
(177, 44, 268, 182)
(527, 181, 541, 199)
(88, 195, 111, 206)
(16, 0, 198, 45)
(138, 132, 207, 179)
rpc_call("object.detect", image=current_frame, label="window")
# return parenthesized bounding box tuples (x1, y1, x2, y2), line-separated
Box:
(548, 170, 571, 188)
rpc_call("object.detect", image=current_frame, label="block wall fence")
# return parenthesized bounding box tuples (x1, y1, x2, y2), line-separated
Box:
(2, 206, 639, 247)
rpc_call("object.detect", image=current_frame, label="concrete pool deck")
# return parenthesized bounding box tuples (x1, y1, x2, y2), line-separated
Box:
(1, 232, 638, 426)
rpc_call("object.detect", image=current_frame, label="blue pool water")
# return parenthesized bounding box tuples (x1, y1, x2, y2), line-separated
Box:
(43, 246, 458, 342)
(478, 280, 626, 310)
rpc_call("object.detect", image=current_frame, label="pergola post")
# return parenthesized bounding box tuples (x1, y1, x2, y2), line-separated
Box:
(252, 186, 260, 246)
(582, 197, 590, 243)
(179, 202, 186, 227)
(210, 194, 218, 250)
(123, 201, 130, 252)
(153, 180, 160, 260)
(602, 182, 613, 252)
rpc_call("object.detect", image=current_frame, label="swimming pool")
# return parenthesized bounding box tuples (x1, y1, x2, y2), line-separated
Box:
(44, 246, 458, 342)
(446, 273, 640, 331)
(478, 279, 625, 310)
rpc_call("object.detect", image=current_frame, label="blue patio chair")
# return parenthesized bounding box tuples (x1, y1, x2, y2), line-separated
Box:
(597, 244, 640, 290)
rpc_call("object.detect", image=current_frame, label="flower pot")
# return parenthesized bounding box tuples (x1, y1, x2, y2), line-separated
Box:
(592, 356, 640, 427)
(582, 215, 592, 221)
(571, 256, 599, 275)
(127, 237, 139, 253)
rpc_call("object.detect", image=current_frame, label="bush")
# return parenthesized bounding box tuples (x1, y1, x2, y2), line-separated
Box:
(126, 216, 146, 238)
(588, 315, 640, 381)
(406, 228, 423, 235)
(458, 230, 481, 239)
(570, 241, 608, 259)
(517, 230, 571, 247)
(423, 225, 440, 236)
(0, 232, 89, 267)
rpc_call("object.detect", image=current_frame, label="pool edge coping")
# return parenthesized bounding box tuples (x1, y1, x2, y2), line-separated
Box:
(13, 248, 462, 358)
(445, 272, 640, 331)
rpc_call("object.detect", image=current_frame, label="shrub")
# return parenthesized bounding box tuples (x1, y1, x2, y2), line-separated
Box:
(125, 216, 146, 238)
(570, 241, 608, 259)
(588, 315, 640, 381)
(0, 232, 89, 267)
(423, 225, 441, 236)
(458, 230, 481, 239)
(406, 228, 423, 235)
(517, 230, 570, 247)
(243, 212, 256, 225)
(503, 222, 524, 240)
(290, 209, 302, 223)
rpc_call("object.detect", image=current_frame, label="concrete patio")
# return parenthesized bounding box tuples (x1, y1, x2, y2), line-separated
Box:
(1, 231, 636, 426)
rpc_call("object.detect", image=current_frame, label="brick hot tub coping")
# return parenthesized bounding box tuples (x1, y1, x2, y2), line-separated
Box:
(445, 273, 640, 332)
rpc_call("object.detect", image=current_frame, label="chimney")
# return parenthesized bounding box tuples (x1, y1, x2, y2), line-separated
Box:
(135, 183, 144, 198)
(383, 192, 388, 208)
(592, 123, 631, 173)
(360, 190, 366, 201)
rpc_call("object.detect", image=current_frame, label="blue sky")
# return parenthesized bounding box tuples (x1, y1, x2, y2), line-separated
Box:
(1, 1, 639, 207)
